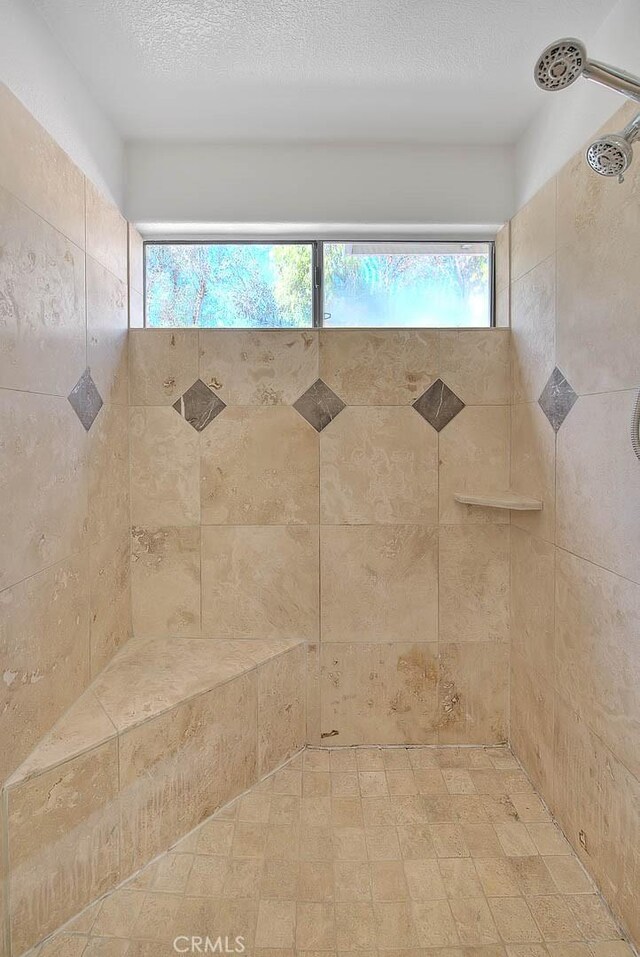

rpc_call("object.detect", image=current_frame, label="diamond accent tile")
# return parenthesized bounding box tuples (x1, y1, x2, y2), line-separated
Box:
(293, 378, 346, 432)
(412, 378, 465, 432)
(173, 379, 226, 432)
(67, 367, 103, 431)
(538, 366, 578, 432)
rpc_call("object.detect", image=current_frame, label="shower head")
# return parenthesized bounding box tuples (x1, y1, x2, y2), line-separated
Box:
(534, 37, 640, 102)
(585, 113, 640, 180)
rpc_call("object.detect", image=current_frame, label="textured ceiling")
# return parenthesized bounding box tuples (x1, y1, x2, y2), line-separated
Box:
(32, 0, 613, 143)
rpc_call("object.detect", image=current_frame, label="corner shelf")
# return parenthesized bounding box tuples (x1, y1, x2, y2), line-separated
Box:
(454, 491, 543, 511)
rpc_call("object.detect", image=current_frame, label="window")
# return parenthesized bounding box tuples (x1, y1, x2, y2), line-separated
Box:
(144, 241, 493, 328)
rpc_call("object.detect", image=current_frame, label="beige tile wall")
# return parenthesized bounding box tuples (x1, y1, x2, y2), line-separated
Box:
(129, 326, 511, 748)
(0, 83, 132, 785)
(508, 101, 640, 946)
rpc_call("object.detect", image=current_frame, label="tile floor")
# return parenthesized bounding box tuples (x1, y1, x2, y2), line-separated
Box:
(31, 747, 636, 957)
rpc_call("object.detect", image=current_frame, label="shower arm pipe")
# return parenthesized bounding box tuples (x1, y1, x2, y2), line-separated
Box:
(582, 60, 640, 103)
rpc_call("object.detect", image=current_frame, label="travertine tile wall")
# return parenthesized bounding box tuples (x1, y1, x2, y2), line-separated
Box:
(0, 82, 132, 785)
(508, 100, 640, 946)
(128, 325, 511, 748)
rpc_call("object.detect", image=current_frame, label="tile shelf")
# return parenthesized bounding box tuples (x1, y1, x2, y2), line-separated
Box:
(454, 491, 543, 511)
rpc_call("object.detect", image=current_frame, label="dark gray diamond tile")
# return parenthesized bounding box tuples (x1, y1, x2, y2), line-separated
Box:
(413, 378, 464, 432)
(173, 379, 226, 431)
(293, 378, 346, 432)
(68, 367, 103, 431)
(538, 366, 578, 432)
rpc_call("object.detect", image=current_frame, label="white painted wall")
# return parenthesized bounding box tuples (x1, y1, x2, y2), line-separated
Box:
(126, 141, 514, 236)
(0, 0, 124, 205)
(515, 0, 640, 207)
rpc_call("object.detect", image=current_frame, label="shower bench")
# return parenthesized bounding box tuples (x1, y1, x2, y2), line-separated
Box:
(3, 636, 306, 954)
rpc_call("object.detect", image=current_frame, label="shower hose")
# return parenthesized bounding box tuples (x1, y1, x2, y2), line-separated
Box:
(633, 387, 640, 461)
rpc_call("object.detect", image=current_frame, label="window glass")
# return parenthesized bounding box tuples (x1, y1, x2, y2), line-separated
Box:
(322, 242, 491, 327)
(145, 243, 313, 328)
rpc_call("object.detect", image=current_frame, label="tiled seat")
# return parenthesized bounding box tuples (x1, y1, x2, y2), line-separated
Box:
(3, 636, 306, 955)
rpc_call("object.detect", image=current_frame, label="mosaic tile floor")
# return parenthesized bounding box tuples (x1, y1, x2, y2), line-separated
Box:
(33, 747, 636, 957)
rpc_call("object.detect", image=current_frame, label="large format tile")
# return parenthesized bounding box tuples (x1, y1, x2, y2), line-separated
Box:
(129, 330, 199, 406)
(0, 83, 85, 247)
(511, 255, 556, 404)
(510, 177, 556, 282)
(439, 525, 509, 643)
(87, 256, 128, 407)
(510, 653, 555, 799)
(0, 553, 90, 782)
(89, 529, 131, 676)
(129, 406, 200, 526)
(321, 525, 438, 644)
(0, 186, 86, 396)
(510, 527, 555, 675)
(7, 741, 120, 954)
(319, 329, 438, 405)
(555, 548, 640, 779)
(438, 405, 510, 525)
(118, 674, 257, 873)
(321, 642, 439, 744)
(438, 642, 508, 744)
(131, 526, 200, 637)
(320, 406, 437, 525)
(201, 525, 319, 639)
(85, 180, 128, 284)
(556, 391, 640, 583)
(88, 402, 129, 546)
(258, 642, 306, 775)
(199, 329, 318, 405)
(439, 330, 510, 405)
(0, 389, 88, 590)
(511, 401, 556, 543)
(201, 405, 318, 524)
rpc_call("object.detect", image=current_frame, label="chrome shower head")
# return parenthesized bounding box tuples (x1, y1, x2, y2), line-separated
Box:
(535, 38, 587, 92)
(586, 113, 640, 181)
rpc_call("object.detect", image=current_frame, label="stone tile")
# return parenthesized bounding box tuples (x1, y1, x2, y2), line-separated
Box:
(439, 526, 509, 643)
(495, 823, 538, 858)
(129, 287, 143, 328)
(201, 405, 318, 524)
(370, 860, 409, 900)
(439, 858, 483, 897)
(511, 255, 556, 404)
(129, 330, 200, 406)
(321, 524, 438, 644)
(475, 858, 521, 897)
(88, 401, 129, 545)
(255, 899, 296, 948)
(173, 379, 226, 431)
(510, 177, 556, 282)
(510, 527, 555, 675)
(555, 549, 640, 779)
(438, 643, 508, 745)
(201, 525, 319, 639)
(556, 139, 640, 394)
(258, 644, 306, 775)
(450, 897, 501, 945)
(89, 529, 131, 675)
(375, 900, 421, 948)
(118, 675, 257, 874)
(403, 859, 447, 900)
(511, 402, 556, 543)
(199, 328, 318, 405)
(129, 224, 144, 294)
(7, 741, 120, 954)
(543, 856, 594, 895)
(68, 367, 103, 432)
(495, 222, 510, 293)
(85, 179, 128, 284)
(294, 377, 345, 432)
(87, 256, 128, 406)
(131, 526, 201, 637)
(319, 329, 438, 405)
(538, 367, 577, 433)
(439, 330, 510, 405)
(526, 823, 572, 856)
(0, 553, 90, 782)
(557, 391, 640, 584)
(335, 900, 377, 950)
(129, 406, 200, 526)
(0, 186, 86, 395)
(321, 643, 439, 745)
(527, 895, 582, 942)
(488, 897, 542, 943)
(413, 378, 465, 432)
(92, 889, 145, 937)
(152, 853, 195, 893)
(0, 84, 85, 246)
(564, 895, 622, 942)
(438, 406, 510, 525)
(320, 405, 437, 524)
(296, 902, 336, 949)
(334, 861, 371, 901)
